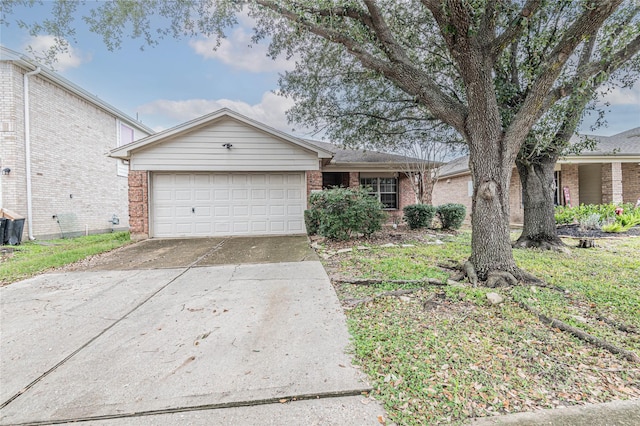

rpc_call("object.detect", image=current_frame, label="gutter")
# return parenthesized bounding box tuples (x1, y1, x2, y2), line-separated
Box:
(24, 66, 42, 240)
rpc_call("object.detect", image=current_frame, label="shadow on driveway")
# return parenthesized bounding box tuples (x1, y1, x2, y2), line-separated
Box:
(78, 235, 318, 271)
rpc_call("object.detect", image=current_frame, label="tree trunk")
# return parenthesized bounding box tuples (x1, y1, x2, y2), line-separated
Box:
(467, 139, 520, 282)
(513, 155, 567, 251)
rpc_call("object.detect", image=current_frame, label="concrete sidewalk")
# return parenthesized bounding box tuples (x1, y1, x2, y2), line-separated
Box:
(0, 260, 385, 425)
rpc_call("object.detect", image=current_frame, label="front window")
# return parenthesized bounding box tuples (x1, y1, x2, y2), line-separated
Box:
(361, 177, 398, 209)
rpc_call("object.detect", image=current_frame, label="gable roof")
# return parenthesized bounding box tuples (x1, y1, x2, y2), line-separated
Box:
(110, 108, 334, 159)
(439, 127, 640, 178)
(567, 127, 640, 158)
(304, 139, 437, 167)
(0, 46, 154, 135)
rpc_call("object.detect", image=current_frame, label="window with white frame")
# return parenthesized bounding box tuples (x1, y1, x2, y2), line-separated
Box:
(360, 176, 398, 209)
(117, 122, 134, 177)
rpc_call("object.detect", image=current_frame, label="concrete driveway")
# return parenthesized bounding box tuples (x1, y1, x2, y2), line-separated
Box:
(0, 236, 385, 425)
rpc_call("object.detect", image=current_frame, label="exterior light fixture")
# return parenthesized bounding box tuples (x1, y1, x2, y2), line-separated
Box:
(1, 168, 10, 175)
(222, 143, 233, 149)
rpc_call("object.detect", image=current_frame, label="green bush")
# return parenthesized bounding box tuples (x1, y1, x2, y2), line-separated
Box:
(304, 209, 320, 235)
(403, 204, 436, 229)
(305, 187, 387, 240)
(437, 203, 466, 230)
(554, 203, 639, 226)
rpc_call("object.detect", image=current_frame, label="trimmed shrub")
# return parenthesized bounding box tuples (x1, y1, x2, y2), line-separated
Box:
(403, 204, 436, 230)
(306, 187, 387, 240)
(437, 203, 466, 230)
(304, 209, 320, 235)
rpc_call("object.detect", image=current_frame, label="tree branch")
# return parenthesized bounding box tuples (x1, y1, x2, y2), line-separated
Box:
(491, 0, 543, 58)
(505, 0, 623, 158)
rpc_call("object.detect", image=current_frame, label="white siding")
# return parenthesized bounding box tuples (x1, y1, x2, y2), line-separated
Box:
(131, 118, 319, 171)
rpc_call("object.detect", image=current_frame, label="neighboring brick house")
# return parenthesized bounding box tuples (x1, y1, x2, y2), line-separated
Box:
(0, 47, 153, 240)
(432, 127, 640, 224)
(110, 109, 432, 239)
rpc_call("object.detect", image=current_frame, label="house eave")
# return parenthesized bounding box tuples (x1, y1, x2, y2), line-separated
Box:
(109, 108, 334, 160)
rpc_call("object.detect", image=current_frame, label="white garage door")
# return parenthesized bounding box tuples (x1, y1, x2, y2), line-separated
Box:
(152, 172, 306, 237)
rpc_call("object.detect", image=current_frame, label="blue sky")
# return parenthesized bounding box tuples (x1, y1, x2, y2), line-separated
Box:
(1, 2, 638, 138)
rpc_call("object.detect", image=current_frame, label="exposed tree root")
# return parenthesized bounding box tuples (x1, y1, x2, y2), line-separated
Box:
(520, 303, 640, 364)
(513, 235, 571, 254)
(486, 270, 518, 288)
(342, 288, 421, 309)
(462, 261, 478, 286)
(332, 277, 455, 286)
(594, 314, 640, 335)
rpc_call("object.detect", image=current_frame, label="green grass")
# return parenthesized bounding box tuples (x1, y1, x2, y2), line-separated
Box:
(0, 232, 131, 285)
(324, 231, 640, 425)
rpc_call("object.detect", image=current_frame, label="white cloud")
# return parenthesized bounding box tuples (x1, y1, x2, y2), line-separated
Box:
(598, 82, 640, 106)
(137, 91, 307, 134)
(24, 35, 90, 71)
(189, 23, 293, 73)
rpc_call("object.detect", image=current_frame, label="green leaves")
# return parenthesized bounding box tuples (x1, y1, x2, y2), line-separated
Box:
(306, 186, 387, 240)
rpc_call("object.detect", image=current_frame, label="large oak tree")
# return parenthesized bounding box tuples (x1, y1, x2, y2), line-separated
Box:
(5, 0, 632, 283)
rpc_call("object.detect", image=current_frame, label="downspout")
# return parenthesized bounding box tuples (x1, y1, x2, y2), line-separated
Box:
(24, 67, 41, 240)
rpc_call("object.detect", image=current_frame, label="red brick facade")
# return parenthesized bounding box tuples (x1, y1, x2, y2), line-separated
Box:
(560, 164, 580, 207)
(128, 170, 149, 239)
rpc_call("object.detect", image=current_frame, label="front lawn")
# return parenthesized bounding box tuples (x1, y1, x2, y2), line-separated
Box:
(316, 230, 640, 425)
(0, 232, 131, 285)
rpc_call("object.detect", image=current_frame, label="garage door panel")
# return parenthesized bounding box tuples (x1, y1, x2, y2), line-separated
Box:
(288, 220, 304, 232)
(214, 189, 229, 200)
(174, 174, 191, 185)
(214, 206, 230, 217)
(287, 189, 302, 200)
(232, 189, 249, 200)
(175, 190, 192, 201)
(251, 205, 267, 216)
(233, 205, 249, 216)
(251, 189, 266, 199)
(270, 205, 285, 215)
(269, 174, 284, 185)
(251, 221, 267, 232)
(152, 172, 306, 237)
(193, 174, 211, 185)
(250, 174, 267, 184)
(175, 206, 192, 218)
(232, 175, 248, 185)
(194, 190, 211, 201)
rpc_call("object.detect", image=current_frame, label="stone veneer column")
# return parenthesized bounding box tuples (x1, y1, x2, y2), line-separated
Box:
(602, 162, 623, 204)
(128, 170, 149, 240)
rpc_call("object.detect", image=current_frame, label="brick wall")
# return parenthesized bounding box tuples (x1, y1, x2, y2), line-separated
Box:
(348, 172, 359, 188)
(1, 63, 145, 239)
(306, 170, 322, 209)
(560, 164, 579, 207)
(602, 162, 623, 204)
(509, 170, 524, 223)
(128, 170, 149, 239)
(0, 63, 23, 222)
(432, 174, 473, 220)
(622, 163, 640, 204)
